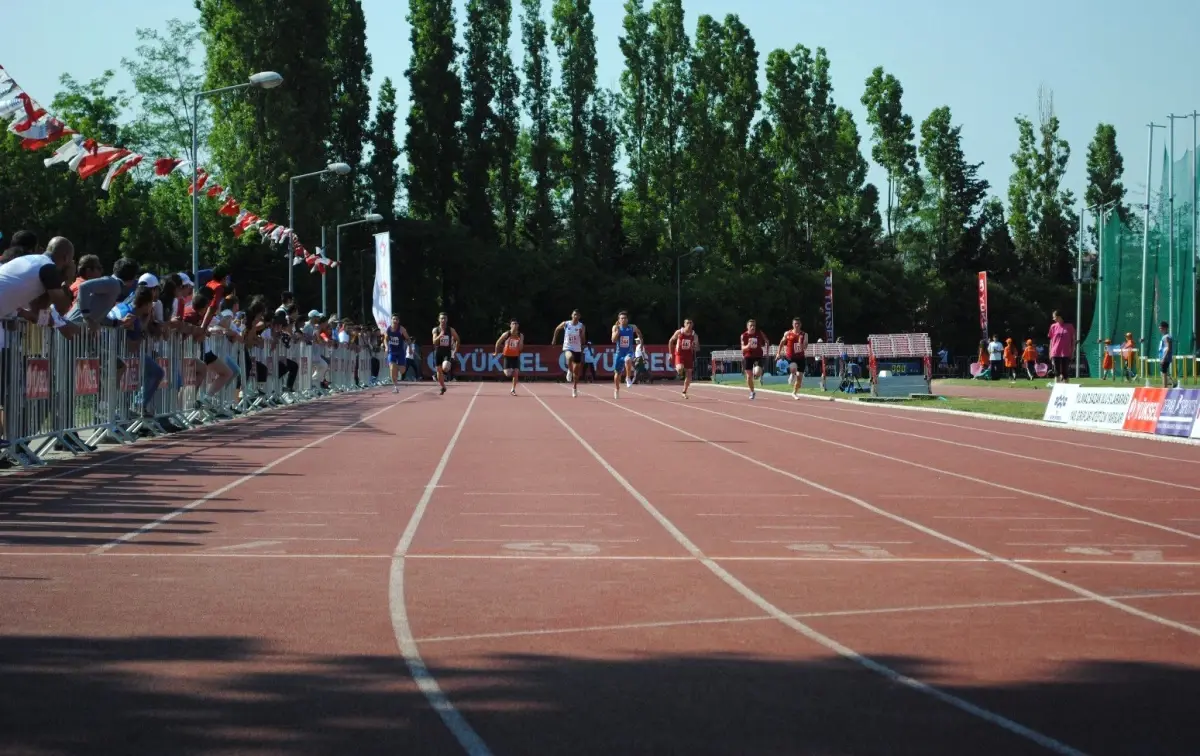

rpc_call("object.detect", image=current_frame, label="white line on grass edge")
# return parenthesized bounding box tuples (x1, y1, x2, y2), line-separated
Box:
(528, 386, 1087, 756)
(389, 384, 493, 756)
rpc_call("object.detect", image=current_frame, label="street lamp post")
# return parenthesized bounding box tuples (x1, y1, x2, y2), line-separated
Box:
(336, 213, 384, 319)
(287, 161, 352, 293)
(676, 246, 705, 329)
(190, 71, 283, 282)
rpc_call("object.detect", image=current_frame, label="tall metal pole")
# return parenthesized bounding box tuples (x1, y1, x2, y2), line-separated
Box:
(1075, 207, 1084, 377)
(1097, 206, 1104, 373)
(191, 95, 201, 283)
(1168, 115, 1184, 341)
(288, 179, 296, 294)
(320, 225, 327, 316)
(1141, 123, 1163, 369)
(675, 256, 681, 330)
(1193, 111, 1199, 356)
(336, 226, 343, 321)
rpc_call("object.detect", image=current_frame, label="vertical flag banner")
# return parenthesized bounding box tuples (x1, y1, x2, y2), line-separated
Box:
(823, 270, 835, 342)
(372, 232, 393, 331)
(978, 271, 989, 339)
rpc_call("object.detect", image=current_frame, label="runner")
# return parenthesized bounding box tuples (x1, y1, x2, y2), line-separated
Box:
(493, 319, 524, 395)
(668, 318, 699, 398)
(385, 315, 408, 393)
(431, 312, 460, 396)
(778, 317, 809, 400)
(741, 319, 767, 400)
(611, 311, 644, 398)
(551, 309, 587, 398)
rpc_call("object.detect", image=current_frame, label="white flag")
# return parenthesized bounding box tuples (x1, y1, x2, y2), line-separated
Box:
(372, 231, 392, 331)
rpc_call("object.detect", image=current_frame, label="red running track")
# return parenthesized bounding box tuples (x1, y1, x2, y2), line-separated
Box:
(1, 380, 1198, 755)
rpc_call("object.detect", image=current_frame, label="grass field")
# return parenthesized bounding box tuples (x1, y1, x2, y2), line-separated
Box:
(755, 382, 1048, 421)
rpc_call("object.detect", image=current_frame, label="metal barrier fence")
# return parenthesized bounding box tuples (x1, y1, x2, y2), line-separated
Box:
(1, 318, 378, 468)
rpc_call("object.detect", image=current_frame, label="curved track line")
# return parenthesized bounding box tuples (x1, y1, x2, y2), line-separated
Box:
(389, 385, 492, 756)
(653, 387, 1199, 540)
(695, 387, 1200, 493)
(91, 391, 430, 554)
(605, 389, 1200, 639)
(530, 387, 1087, 756)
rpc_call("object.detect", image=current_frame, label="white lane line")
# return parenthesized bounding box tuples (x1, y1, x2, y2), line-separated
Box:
(1007, 529, 1093, 533)
(204, 540, 283, 552)
(90, 391, 430, 555)
(697, 513, 853, 518)
(877, 495, 1018, 500)
(459, 512, 620, 517)
(388, 385, 492, 756)
(273, 510, 379, 515)
(935, 516, 1090, 521)
(653, 389, 1198, 540)
(698, 387, 1200, 496)
(498, 524, 589, 529)
(1006, 543, 1187, 548)
(462, 491, 600, 496)
(531, 387, 1086, 756)
(609, 390, 1200, 639)
(734, 540, 913, 545)
(755, 525, 842, 530)
(671, 492, 809, 497)
(707, 384, 1200, 465)
(453, 538, 639, 543)
(418, 590, 1200, 645)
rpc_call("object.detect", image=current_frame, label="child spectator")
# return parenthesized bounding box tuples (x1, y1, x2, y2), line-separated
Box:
(1121, 332, 1137, 381)
(1003, 338, 1017, 382)
(1021, 339, 1038, 380)
(1100, 338, 1114, 380)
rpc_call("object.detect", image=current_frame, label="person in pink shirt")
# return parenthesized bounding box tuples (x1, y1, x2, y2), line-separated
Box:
(1048, 310, 1076, 383)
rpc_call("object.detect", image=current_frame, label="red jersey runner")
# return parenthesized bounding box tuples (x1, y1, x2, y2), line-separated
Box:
(781, 329, 808, 359)
(674, 329, 697, 368)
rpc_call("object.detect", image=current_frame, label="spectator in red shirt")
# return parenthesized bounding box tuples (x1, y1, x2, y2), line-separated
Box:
(69, 255, 103, 300)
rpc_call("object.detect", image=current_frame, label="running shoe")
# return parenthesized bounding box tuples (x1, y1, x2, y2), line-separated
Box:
(572, 387, 578, 398)
(439, 386, 447, 396)
(749, 391, 756, 400)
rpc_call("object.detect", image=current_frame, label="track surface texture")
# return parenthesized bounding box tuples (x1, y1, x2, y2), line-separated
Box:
(2, 380, 1197, 755)
(931, 379, 1047, 402)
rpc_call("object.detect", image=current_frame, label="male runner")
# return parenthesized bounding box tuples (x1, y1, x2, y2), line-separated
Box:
(385, 315, 409, 392)
(432, 312, 460, 396)
(551, 310, 587, 398)
(611, 311, 644, 398)
(494, 319, 525, 395)
(741, 319, 767, 400)
(668, 318, 699, 398)
(778, 317, 809, 400)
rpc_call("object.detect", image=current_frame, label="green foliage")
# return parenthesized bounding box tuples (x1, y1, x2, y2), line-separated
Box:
(120, 20, 204, 158)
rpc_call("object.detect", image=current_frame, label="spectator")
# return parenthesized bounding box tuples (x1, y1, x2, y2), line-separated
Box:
(583, 342, 597, 382)
(1159, 321, 1176, 389)
(271, 309, 299, 396)
(1003, 338, 1017, 382)
(69, 255, 103, 298)
(1048, 310, 1076, 383)
(1, 236, 76, 327)
(1099, 338, 1115, 381)
(0, 230, 39, 265)
(1121, 332, 1137, 381)
(1021, 339, 1038, 380)
(974, 340, 989, 379)
(405, 335, 421, 381)
(69, 257, 139, 326)
(987, 334, 1004, 381)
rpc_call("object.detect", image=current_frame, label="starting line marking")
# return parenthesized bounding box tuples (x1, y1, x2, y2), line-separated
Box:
(417, 589, 1200, 645)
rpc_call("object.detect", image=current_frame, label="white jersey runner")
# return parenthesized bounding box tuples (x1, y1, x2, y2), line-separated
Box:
(563, 322, 584, 352)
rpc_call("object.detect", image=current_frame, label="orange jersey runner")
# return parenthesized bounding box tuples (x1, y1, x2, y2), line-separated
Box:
(501, 335, 522, 358)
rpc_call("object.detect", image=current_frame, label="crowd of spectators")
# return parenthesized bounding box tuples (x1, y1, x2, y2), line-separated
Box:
(1, 229, 394, 452)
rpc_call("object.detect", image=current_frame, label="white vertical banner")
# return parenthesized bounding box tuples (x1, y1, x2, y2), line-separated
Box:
(372, 231, 392, 331)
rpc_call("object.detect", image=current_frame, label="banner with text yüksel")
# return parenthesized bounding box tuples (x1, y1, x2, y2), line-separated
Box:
(417, 345, 677, 379)
(823, 270, 834, 342)
(1154, 388, 1200, 438)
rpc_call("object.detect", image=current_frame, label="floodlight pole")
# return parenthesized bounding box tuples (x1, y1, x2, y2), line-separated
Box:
(1141, 123, 1164, 375)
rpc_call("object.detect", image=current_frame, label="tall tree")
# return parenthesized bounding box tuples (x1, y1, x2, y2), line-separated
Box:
(491, 0, 522, 249)
(1008, 87, 1076, 282)
(1084, 123, 1128, 220)
(120, 20, 205, 159)
(645, 0, 690, 269)
(860, 66, 922, 237)
(617, 0, 654, 258)
(718, 15, 762, 271)
(588, 89, 623, 268)
(917, 105, 989, 269)
(328, 0, 373, 220)
(365, 78, 400, 219)
(682, 15, 727, 258)
(520, 0, 556, 258)
(461, 0, 502, 240)
(550, 0, 598, 258)
(403, 0, 463, 226)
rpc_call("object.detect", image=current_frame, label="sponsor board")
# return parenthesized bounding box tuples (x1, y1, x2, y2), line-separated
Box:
(1122, 387, 1166, 434)
(24, 359, 50, 400)
(1065, 386, 1135, 430)
(417, 345, 677, 379)
(1154, 388, 1200, 438)
(1042, 383, 1077, 423)
(73, 358, 100, 396)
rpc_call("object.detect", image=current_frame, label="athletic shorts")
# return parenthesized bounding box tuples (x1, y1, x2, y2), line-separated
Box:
(789, 354, 805, 368)
(565, 350, 582, 364)
(616, 349, 634, 365)
(743, 356, 763, 372)
(1161, 357, 1172, 373)
(387, 352, 405, 366)
(203, 351, 218, 365)
(503, 356, 520, 371)
(674, 351, 694, 369)
(435, 347, 453, 367)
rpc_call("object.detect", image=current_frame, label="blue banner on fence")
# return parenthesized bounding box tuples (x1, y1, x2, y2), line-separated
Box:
(1154, 388, 1200, 438)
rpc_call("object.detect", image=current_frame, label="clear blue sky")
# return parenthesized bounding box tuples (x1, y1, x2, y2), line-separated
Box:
(6, 0, 1200, 218)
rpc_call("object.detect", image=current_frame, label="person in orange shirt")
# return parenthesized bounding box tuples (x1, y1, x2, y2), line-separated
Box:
(1100, 338, 1115, 380)
(1003, 338, 1018, 382)
(976, 340, 989, 379)
(1120, 332, 1136, 381)
(1021, 339, 1038, 380)
(493, 319, 524, 396)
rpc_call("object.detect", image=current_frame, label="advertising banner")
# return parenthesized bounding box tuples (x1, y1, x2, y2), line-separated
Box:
(419, 344, 677, 379)
(1064, 386, 1135, 430)
(24, 358, 50, 400)
(1122, 387, 1166, 434)
(1154, 388, 1200, 438)
(823, 270, 835, 343)
(977, 271, 989, 340)
(371, 232, 392, 332)
(73, 358, 100, 396)
(1042, 383, 1076, 423)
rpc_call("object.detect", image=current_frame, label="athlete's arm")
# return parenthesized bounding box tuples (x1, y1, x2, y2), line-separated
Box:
(494, 332, 506, 356)
(551, 321, 564, 344)
(668, 330, 678, 353)
(611, 324, 619, 343)
(450, 328, 461, 353)
(431, 327, 439, 345)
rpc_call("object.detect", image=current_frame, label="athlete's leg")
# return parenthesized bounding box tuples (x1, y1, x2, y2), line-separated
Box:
(613, 355, 622, 394)
(682, 366, 692, 396)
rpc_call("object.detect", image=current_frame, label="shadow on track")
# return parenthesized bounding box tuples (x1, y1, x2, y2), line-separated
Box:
(0, 635, 1194, 755)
